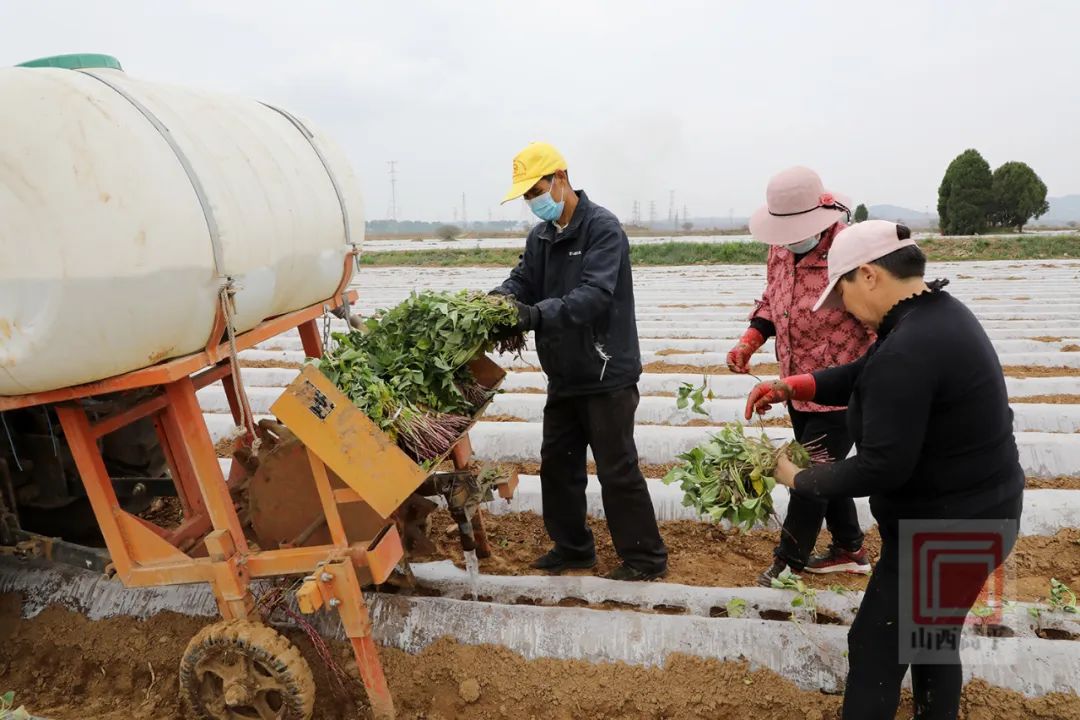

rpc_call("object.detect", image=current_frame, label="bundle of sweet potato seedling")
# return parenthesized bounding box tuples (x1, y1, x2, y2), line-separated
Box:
(314, 290, 524, 463)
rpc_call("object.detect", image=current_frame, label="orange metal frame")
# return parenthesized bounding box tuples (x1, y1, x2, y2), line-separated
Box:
(0, 258, 403, 718)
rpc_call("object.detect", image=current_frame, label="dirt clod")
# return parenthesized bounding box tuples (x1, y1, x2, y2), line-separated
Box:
(458, 677, 481, 703)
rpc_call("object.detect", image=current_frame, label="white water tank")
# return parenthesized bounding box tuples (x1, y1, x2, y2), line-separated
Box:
(0, 54, 364, 396)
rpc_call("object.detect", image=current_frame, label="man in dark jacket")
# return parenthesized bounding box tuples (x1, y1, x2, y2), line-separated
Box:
(491, 141, 667, 581)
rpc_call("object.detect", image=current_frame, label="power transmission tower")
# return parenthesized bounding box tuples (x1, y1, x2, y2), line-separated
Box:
(648, 201, 656, 229)
(682, 204, 688, 229)
(668, 190, 675, 226)
(387, 160, 398, 221)
(631, 200, 641, 226)
(461, 193, 468, 230)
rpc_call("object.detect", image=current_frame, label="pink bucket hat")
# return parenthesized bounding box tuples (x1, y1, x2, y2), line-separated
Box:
(749, 166, 852, 246)
(813, 220, 919, 311)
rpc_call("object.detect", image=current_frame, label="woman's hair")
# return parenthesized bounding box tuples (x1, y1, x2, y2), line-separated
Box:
(841, 224, 926, 281)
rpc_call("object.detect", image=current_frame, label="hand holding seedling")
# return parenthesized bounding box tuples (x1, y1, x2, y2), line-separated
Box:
(774, 450, 799, 488)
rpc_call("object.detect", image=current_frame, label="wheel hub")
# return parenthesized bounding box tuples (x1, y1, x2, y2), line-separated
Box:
(180, 620, 315, 720)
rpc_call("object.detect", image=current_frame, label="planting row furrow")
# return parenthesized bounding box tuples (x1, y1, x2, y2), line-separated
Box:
(485, 474, 1079, 538)
(237, 347, 1080, 370)
(198, 385, 1080, 433)
(202, 414, 1080, 478)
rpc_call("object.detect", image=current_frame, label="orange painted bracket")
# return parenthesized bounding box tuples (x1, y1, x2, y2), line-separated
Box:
(353, 635, 394, 720)
(297, 574, 327, 615)
(450, 433, 473, 471)
(498, 471, 520, 500)
(332, 487, 363, 504)
(364, 524, 403, 585)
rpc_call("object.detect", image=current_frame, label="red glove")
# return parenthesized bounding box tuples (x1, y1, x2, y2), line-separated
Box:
(744, 375, 816, 420)
(726, 328, 766, 374)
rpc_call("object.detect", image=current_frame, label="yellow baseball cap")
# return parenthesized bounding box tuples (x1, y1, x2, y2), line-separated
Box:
(501, 142, 567, 203)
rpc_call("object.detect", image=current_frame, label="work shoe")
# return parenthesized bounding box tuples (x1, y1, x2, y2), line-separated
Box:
(805, 545, 871, 575)
(604, 563, 668, 582)
(757, 558, 791, 588)
(530, 550, 597, 573)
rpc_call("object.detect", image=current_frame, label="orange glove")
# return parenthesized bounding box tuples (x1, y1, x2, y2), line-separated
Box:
(744, 375, 816, 419)
(726, 328, 766, 374)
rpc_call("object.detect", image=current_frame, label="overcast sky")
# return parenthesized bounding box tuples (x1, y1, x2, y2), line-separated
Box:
(3, 1, 1077, 223)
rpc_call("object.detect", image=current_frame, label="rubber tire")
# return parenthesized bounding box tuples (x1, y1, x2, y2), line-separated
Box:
(179, 619, 316, 720)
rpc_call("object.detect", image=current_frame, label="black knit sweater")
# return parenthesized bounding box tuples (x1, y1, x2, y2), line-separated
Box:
(793, 288, 1024, 523)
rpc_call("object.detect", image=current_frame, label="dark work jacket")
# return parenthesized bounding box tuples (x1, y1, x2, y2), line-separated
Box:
(493, 191, 642, 397)
(794, 289, 1024, 526)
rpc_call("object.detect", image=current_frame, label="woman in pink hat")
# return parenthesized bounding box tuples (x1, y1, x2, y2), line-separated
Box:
(730, 166, 874, 586)
(746, 221, 1023, 719)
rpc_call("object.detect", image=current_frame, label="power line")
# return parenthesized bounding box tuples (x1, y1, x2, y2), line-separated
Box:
(387, 160, 398, 221)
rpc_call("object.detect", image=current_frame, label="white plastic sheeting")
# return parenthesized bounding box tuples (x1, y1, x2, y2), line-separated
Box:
(409, 561, 1080, 641)
(488, 475, 1078, 537)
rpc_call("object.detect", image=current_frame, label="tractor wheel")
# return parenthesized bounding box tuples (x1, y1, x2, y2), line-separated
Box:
(179, 620, 315, 720)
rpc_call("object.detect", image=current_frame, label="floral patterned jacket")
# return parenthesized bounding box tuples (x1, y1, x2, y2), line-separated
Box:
(749, 222, 875, 412)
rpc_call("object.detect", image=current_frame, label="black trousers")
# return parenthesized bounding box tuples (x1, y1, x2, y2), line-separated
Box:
(774, 405, 864, 569)
(842, 495, 1022, 719)
(539, 385, 668, 572)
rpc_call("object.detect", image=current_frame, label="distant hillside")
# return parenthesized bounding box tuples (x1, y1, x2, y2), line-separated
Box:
(867, 204, 938, 226)
(1035, 195, 1080, 225)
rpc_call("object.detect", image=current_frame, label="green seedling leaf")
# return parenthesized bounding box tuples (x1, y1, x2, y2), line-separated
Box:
(726, 597, 748, 619)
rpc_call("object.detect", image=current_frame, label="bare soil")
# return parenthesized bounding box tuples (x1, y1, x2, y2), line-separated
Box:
(1063, 344, 1080, 352)
(643, 361, 781, 375)
(1010, 395, 1080, 404)
(139, 497, 184, 529)
(1025, 475, 1080, 490)
(657, 303, 731, 308)
(480, 414, 527, 423)
(417, 511, 1080, 603)
(512, 460, 683, 481)
(1001, 365, 1080, 378)
(237, 358, 303, 370)
(2, 597, 1078, 720)
(655, 348, 706, 356)
(214, 436, 237, 458)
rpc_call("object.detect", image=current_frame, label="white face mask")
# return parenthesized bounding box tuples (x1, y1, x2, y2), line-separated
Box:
(786, 233, 820, 254)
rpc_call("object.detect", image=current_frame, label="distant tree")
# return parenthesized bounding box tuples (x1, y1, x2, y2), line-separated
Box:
(938, 149, 993, 235)
(1068, 221, 1078, 229)
(853, 204, 869, 223)
(991, 161, 1050, 232)
(435, 224, 463, 241)
(681, 222, 694, 232)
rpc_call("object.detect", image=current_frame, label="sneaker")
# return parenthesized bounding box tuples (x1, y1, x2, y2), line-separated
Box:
(805, 546, 871, 575)
(530, 550, 597, 573)
(757, 558, 790, 587)
(604, 563, 668, 582)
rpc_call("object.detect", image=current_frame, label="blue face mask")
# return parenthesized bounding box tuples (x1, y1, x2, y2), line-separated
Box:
(786, 234, 820, 255)
(527, 179, 565, 222)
